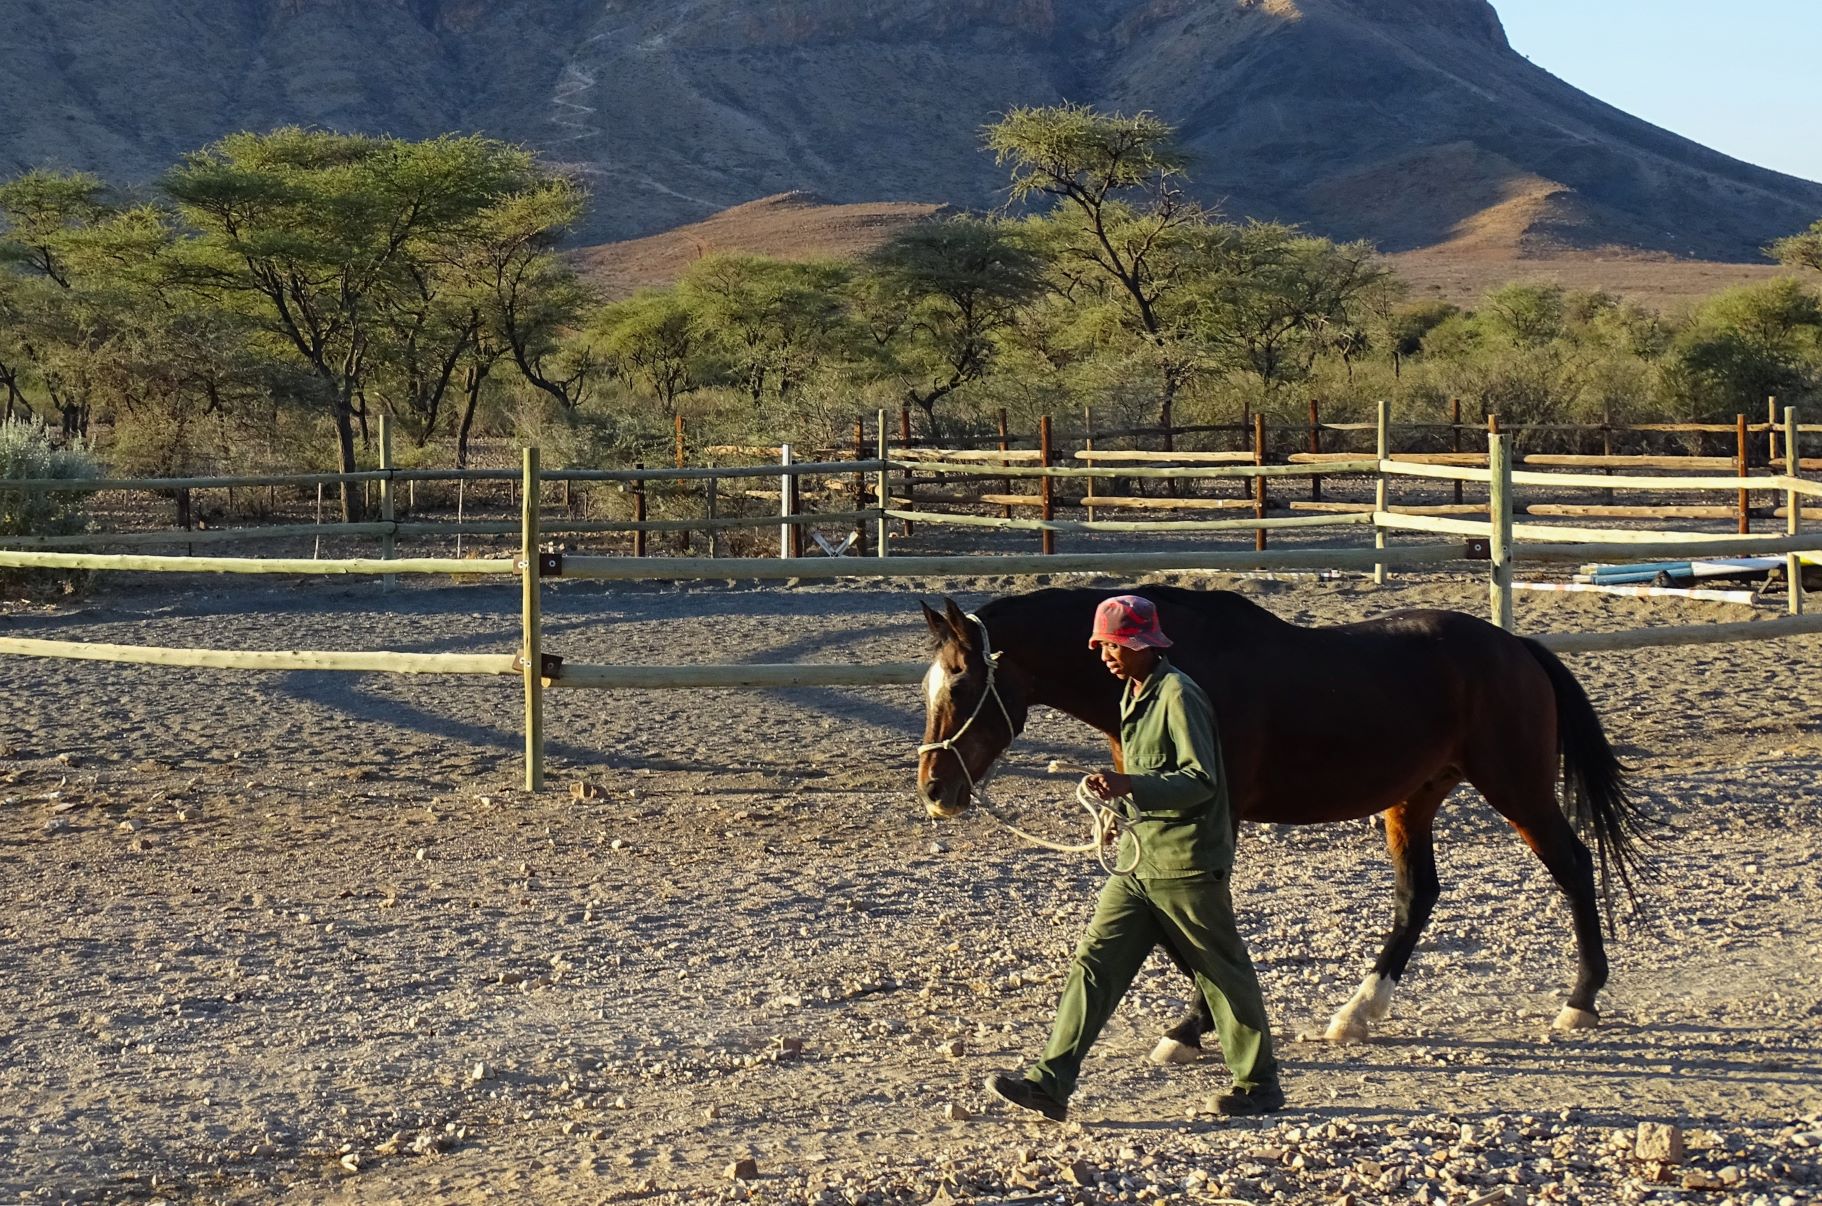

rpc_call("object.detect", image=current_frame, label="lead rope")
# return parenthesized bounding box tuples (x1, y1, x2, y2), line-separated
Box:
(918, 614, 1142, 876)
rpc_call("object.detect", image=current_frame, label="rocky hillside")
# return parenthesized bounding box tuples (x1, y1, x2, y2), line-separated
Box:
(5, 0, 1819, 259)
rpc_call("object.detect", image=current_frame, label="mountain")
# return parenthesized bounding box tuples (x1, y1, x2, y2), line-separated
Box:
(4, 0, 1819, 260)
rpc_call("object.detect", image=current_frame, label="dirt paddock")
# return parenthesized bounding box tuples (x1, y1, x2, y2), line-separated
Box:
(1, 571, 1819, 1205)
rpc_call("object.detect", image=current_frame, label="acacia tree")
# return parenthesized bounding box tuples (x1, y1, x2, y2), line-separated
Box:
(1769, 219, 1822, 273)
(1183, 222, 1387, 390)
(984, 104, 1208, 431)
(678, 254, 852, 410)
(161, 129, 571, 519)
(591, 290, 705, 418)
(855, 216, 1046, 428)
(0, 171, 115, 434)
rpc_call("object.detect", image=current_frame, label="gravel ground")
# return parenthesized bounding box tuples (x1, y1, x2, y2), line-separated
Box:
(1, 569, 1818, 1205)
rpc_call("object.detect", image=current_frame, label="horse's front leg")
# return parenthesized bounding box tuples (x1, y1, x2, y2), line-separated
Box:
(1325, 786, 1451, 1042)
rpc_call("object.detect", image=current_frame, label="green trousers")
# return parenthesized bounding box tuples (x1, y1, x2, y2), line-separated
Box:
(1028, 871, 1278, 1101)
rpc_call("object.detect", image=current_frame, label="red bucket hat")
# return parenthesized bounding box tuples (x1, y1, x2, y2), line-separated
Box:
(1089, 594, 1173, 650)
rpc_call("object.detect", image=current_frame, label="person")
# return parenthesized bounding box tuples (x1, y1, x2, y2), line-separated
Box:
(985, 594, 1283, 1122)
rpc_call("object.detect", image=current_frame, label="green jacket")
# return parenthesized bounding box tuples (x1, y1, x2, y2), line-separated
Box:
(1116, 658, 1234, 878)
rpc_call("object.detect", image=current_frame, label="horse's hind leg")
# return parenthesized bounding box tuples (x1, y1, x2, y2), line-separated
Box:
(1502, 806, 1608, 1030)
(1326, 781, 1453, 1042)
(1467, 721, 1610, 1031)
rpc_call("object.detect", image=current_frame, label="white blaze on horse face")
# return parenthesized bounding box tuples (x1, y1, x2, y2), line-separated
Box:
(923, 658, 954, 712)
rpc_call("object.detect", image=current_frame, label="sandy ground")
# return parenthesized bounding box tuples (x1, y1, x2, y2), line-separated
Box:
(1, 568, 1819, 1205)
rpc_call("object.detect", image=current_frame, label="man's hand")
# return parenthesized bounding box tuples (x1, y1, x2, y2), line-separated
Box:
(1084, 771, 1132, 800)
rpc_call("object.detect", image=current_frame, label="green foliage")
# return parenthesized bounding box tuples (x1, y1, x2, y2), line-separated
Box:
(590, 291, 707, 415)
(677, 254, 856, 411)
(0, 418, 95, 592)
(1664, 279, 1822, 416)
(855, 216, 1047, 426)
(1768, 219, 1822, 273)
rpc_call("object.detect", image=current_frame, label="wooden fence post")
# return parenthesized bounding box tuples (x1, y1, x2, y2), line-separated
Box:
(899, 405, 915, 538)
(378, 413, 395, 591)
(1488, 427, 1514, 632)
(876, 408, 890, 559)
(632, 463, 647, 558)
(1040, 414, 1055, 556)
(999, 408, 1013, 521)
(1307, 398, 1322, 503)
(1373, 399, 1390, 585)
(1737, 412, 1751, 535)
(1601, 402, 1615, 506)
(1083, 405, 1097, 522)
(1786, 406, 1803, 617)
(1768, 395, 1780, 465)
(706, 474, 719, 560)
(852, 418, 868, 557)
(675, 414, 689, 554)
(1450, 397, 1463, 507)
(789, 457, 805, 560)
(1253, 411, 1267, 552)
(521, 447, 543, 793)
(1164, 404, 1179, 498)
(779, 444, 794, 559)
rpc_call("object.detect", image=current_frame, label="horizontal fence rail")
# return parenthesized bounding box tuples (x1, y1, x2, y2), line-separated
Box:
(0, 636, 517, 675)
(549, 662, 930, 690)
(549, 545, 1473, 581)
(0, 550, 518, 575)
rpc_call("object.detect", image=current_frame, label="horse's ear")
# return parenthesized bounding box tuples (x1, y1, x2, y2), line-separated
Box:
(919, 600, 947, 640)
(942, 597, 974, 649)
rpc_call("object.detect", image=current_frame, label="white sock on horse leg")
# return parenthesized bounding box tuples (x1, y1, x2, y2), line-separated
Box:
(1324, 972, 1395, 1042)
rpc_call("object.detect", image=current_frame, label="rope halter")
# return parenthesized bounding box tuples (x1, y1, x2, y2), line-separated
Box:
(918, 612, 1141, 876)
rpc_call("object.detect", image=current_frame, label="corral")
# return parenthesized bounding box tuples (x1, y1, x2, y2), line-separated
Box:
(2, 426, 1821, 1204)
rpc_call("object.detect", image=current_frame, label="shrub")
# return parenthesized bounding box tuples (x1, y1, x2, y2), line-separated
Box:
(0, 418, 97, 593)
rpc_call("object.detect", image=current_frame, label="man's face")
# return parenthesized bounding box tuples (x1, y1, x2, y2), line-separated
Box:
(1095, 640, 1155, 681)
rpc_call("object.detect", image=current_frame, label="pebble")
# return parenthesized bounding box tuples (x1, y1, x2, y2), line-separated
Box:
(938, 1039, 965, 1058)
(727, 1157, 758, 1181)
(943, 1102, 969, 1121)
(468, 1062, 491, 1084)
(1635, 1121, 1685, 1165)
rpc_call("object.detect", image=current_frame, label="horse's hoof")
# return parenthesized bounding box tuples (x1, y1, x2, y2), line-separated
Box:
(1552, 1006, 1599, 1031)
(1323, 1013, 1371, 1043)
(1149, 1037, 1202, 1065)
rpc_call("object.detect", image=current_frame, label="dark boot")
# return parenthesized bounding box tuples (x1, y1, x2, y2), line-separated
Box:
(984, 1072, 1067, 1123)
(1212, 1081, 1285, 1117)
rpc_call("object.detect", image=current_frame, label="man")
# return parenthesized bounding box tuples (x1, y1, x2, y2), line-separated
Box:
(985, 594, 1283, 1122)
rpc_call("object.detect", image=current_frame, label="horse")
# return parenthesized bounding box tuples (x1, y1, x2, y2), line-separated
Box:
(914, 587, 1654, 1058)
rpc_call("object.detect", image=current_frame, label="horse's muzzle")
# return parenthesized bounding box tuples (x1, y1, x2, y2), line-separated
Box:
(919, 775, 968, 819)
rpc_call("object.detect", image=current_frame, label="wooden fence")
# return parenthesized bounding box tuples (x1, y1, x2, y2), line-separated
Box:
(2, 408, 1819, 791)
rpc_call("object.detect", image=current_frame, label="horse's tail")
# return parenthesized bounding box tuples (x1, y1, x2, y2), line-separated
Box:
(1521, 637, 1660, 924)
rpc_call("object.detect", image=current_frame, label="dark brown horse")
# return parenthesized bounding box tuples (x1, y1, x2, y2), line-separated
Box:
(915, 587, 1653, 1055)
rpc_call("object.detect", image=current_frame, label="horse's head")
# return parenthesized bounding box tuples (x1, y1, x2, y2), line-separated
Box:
(916, 597, 1026, 819)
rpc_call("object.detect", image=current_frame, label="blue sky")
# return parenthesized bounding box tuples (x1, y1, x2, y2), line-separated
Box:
(1494, 0, 1820, 183)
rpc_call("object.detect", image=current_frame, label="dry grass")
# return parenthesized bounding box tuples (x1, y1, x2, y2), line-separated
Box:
(573, 193, 1797, 311)
(572, 192, 946, 299)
